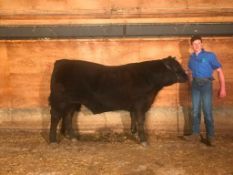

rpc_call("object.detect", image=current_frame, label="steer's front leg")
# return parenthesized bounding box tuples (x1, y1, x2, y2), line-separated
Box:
(135, 111, 147, 146)
(130, 111, 137, 135)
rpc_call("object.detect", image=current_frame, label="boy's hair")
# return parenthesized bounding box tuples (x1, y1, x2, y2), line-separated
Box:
(190, 35, 202, 44)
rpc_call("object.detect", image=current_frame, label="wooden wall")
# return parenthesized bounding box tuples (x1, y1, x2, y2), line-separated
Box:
(0, 0, 233, 133)
(1, 38, 233, 108)
(1, 0, 233, 25)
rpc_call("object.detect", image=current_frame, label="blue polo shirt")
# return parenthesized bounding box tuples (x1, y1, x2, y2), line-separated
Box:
(188, 49, 221, 78)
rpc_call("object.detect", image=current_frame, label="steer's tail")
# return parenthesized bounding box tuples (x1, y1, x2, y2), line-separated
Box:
(49, 60, 64, 107)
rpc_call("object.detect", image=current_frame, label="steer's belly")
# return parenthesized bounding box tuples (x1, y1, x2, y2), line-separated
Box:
(83, 98, 131, 114)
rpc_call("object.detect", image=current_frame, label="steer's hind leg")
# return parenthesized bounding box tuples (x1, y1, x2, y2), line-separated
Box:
(60, 117, 66, 136)
(130, 111, 138, 137)
(49, 108, 61, 143)
(63, 104, 81, 141)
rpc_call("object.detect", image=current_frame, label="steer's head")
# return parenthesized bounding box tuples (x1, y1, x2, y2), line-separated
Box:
(162, 56, 188, 83)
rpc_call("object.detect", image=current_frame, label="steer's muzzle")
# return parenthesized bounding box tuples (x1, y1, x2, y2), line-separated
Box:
(178, 71, 189, 83)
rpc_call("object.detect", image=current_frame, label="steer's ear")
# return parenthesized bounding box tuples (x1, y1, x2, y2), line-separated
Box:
(168, 56, 176, 60)
(167, 56, 176, 59)
(163, 58, 173, 71)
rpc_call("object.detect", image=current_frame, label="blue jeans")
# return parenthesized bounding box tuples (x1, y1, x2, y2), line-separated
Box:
(191, 78, 214, 138)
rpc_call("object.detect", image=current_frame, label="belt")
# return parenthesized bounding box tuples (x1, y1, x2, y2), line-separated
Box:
(193, 77, 214, 81)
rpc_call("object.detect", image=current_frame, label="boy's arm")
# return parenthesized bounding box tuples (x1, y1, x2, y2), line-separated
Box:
(216, 67, 226, 98)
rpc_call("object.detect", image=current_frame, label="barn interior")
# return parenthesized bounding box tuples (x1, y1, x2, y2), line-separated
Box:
(0, 0, 232, 134)
(0, 1, 233, 174)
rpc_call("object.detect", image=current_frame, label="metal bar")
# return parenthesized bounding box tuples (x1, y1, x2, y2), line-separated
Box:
(0, 23, 233, 40)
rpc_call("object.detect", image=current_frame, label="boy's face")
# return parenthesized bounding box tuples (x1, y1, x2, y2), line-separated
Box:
(191, 39, 202, 53)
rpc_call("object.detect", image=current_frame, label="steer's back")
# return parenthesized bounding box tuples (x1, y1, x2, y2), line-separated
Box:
(51, 59, 163, 89)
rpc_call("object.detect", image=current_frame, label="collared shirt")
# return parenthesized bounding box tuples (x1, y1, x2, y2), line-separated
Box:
(188, 49, 222, 78)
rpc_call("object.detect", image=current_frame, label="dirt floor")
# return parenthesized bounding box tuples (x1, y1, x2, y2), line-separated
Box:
(0, 129, 233, 175)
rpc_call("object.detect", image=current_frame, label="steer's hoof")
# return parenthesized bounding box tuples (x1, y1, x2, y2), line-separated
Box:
(132, 133, 139, 141)
(49, 142, 58, 147)
(71, 138, 78, 142)
(49, 137, 57, 144)
(140, 141, 148, 147)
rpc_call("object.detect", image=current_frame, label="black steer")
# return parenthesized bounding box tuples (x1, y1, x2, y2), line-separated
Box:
(49, 56, 188, 145)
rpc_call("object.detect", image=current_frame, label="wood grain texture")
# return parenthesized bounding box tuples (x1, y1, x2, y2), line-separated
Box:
(0, 0, 233, 25)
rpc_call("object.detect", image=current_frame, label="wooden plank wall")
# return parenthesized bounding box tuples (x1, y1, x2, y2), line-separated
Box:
(0, 38, 232, 108)
(0, 0, 232, 133)
(1, 0, 233, 25)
